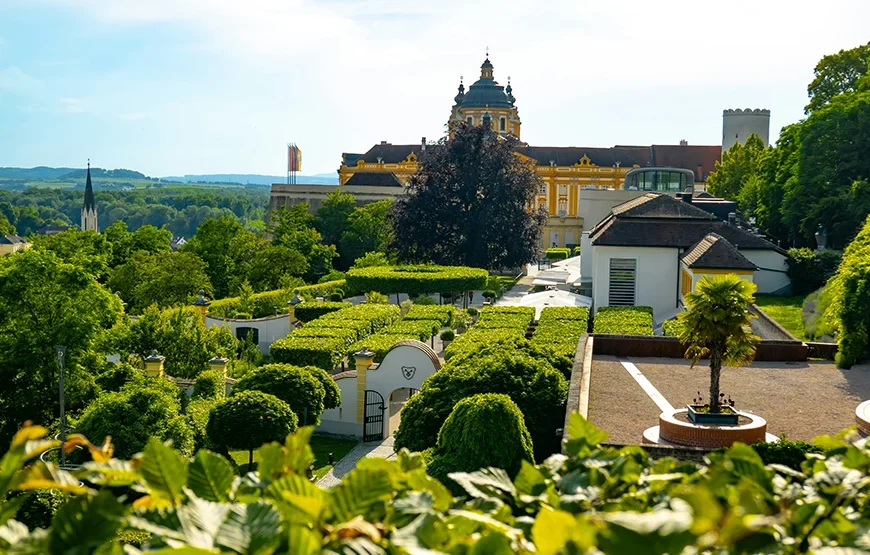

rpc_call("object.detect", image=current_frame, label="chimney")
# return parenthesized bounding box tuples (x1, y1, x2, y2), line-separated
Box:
(679, 139, 688, 146)
(680, 192, 693, 204)
(728, 212, 737, 226)
(421, 137, 426, 152)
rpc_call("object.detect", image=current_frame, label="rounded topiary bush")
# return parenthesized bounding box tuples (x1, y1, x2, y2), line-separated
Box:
(440, 329, 455, 342)
(192, 370, 225, 400)
(206, 390, 297, 465)
(429, 393, 533, 483)
(233, 364, 326, 425)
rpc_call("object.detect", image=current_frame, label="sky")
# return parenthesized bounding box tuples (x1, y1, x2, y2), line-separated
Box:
(1, 0, 868, 178)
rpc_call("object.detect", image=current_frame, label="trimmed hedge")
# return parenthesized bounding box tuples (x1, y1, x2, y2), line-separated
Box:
(346, 265, 488, 296)
(383, 319, 442, 341)
(404, 305, 455, 326)
(294, 301, 352, 323)
(208, 280, 349, 318)
(348, 333, 418, 362)
(270, 304, 401, 370)
(661, 319, 684, 337)
(532, 307, 589, 359)
(593, 306, 654, 336)
(545, 247, 571, 261)
(191, 370, 226, 401)
(573, 246, 582, 256)
(234, 364, 326, 426)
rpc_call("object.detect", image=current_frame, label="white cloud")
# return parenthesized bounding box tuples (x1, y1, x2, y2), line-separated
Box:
(58, 97, 83, 113)
(0, 66, 42, 92)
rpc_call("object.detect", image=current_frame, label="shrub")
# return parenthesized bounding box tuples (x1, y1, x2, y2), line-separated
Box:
(573, 246, 582, 256)
(545, 247, 571, 261)
(444, 328, 527, 360)
(394, 341, 567, 461)
(233, 312, 253, 320)
(15, 490, 67, 530)
(440, 329, 455, 342)
(365, 291, 389, 304)
(751, 437, 824, 470)
(592, 306, 654, 336)
(467, 307, 479, 317)
(346, 265, 488, 296)
(482, 290, 496, 300)
(428, 393, 534, 487)
(192, 370, 226, 400)
(294, 301, 351, 323)
(412, 295, 436, 305)
(301, 319, 371, 341)
(75, 379, 194, 459)
(305, 365, 341, 410)
(328, 292, 343, 302)
(206, 390, 297, 464)
(661, 319, 684, 337)
(318, 270, 346, 283)
(95, 363, 141, 393)
(270, 336, 346, 371)
(786, 247, 843, 295)
(234, 364, 326, 426)
(186, 397, 217, 451)
(404, 305, 455, 326)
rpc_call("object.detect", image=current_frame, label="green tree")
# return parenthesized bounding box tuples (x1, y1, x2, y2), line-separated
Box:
(104, 220, 133, 268)
(130, 224, 172, 255)
(31, 229, 112, 280)
(233, 364, 326, 426)
(806, 41, 870, 114)
(110, 306, 237, 379)
(338, 199, 394, 268)
(677, 275, 759, 413)
(108, 251, 212, 312)
(822, 215, 870, 368)
(246, 244, 308, 292)
(75, 377, 194, 459)
(270, 204, 336, 282)
(206, 390, 297, 465)
(428, 393, 533, 487)
(182, 215, 246, 298)
(391, 122, 545, 269)
(0, 215, 15, 236)
(0, 249, 122, 444)
(351, 251, 392, 268)
(314, 190, 356, 246)
(706, 133, 766, 204)
(191, 370, 226, 401)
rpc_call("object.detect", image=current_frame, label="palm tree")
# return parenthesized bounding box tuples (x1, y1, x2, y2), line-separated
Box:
(678, 274, 759, 413)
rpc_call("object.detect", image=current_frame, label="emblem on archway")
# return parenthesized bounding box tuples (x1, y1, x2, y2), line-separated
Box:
(401, 366, 416, 380)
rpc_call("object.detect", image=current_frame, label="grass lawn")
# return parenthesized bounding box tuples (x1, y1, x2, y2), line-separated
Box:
(755, 294, 808, 340)
(230, 435, 358, 479)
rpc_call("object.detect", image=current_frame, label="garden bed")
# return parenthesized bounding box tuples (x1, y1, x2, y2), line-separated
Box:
(754, 295, 808, 340)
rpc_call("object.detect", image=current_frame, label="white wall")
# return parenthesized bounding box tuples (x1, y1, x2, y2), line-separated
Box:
(317, 375, 360, 437)
(366, 345, 439, 401)
(577, 189, 647, 230)
(740, 250, 790, 294)
(592, 245, 680, 321)
(722, 109, 770, 151)
(205, 314, 291, 355)
(580, 232, 592, 281)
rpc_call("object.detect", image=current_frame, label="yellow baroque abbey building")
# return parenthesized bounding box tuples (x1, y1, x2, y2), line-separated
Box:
(334, 57, 722, 248)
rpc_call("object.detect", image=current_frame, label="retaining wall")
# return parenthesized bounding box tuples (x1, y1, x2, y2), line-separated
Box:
(591, 334, 808, 361)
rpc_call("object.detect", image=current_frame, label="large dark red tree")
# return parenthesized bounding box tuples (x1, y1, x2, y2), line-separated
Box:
(391, 122, 545, 269)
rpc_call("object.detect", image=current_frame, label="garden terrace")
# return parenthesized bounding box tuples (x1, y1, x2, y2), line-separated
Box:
(403, 305, 455, 326)
(444, 306, 534, 360)
(345, 265, 489, 296)
(532, 307, 589, 358)
(592, 306, 654, 336)
(294, 301, 352, 323)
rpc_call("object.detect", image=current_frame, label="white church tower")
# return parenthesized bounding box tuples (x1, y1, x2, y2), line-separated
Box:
(81, 162, 98, 232)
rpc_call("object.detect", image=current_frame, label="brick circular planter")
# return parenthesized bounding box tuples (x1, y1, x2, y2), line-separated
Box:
(855, 400, 870, 436)
(643, 408, 769, 449)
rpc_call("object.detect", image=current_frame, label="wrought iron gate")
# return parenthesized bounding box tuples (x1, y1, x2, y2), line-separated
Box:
(363, 390, 386, 442)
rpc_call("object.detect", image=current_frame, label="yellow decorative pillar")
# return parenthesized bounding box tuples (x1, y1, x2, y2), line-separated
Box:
(144, 350, 165, 378)
(192, 289, 210, 325)
(287, 289, 303, 325)
(354, 346, 375, 424)
(208, 356, 229, 377)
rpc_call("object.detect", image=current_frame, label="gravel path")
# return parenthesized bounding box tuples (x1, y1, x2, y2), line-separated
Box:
(637, 358, 870, 441)
(587, 357, 662, 444)
(316, 437, 396, 488)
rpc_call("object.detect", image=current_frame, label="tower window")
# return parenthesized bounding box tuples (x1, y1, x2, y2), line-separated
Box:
(467, 116, 473, 125)
(539, 184, 546, 194)
(500, 117, 506, 131)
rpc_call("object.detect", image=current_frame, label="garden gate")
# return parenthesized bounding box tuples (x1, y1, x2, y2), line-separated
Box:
(363, 390, 386, 442)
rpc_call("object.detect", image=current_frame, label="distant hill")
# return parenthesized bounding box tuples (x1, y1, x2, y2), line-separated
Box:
(162, 173, 339, 185)
(58, 168, 150, 180)
(0, 167, 76, 180)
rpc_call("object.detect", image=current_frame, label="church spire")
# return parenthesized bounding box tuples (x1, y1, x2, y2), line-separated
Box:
(480, 48, 494, 80)
(81, 160, 98, 232)
(83, 160, 95, 211)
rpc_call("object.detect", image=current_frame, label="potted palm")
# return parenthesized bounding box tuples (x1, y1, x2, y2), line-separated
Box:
(677, 274, 759, 425)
